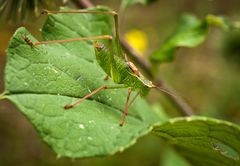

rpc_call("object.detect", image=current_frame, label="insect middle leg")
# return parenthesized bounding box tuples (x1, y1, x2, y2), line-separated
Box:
(119, 88, 132, 127)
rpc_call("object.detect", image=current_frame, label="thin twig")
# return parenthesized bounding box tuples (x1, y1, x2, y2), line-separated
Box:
(75, 0, 194, 116)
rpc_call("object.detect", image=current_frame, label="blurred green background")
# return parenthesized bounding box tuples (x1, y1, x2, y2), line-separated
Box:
(0, 0, 240, 165)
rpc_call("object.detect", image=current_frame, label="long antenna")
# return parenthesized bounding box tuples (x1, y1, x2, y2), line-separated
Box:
(153, 86, 177, 98)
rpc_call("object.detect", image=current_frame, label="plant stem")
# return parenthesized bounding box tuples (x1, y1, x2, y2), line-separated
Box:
(74, 0, 194, 116)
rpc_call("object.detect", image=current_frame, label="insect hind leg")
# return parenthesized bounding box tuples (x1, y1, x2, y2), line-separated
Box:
(64, 85, 126, 109)
(21, 35, 112, 47)
(64, 86, 108, 109)
(120, 88, 132, 127)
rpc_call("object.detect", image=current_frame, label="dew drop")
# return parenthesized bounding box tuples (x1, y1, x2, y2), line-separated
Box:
(87, 136, 93, 140)
(88, 120, 95, 124)
(76, 75, 82, 81)
(24, 82, 29, 86)
(65, 52, 71, 56)
(79, 124, 85, 129)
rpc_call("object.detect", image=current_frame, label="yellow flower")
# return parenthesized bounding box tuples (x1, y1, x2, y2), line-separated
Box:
(125, 29, 148, 56)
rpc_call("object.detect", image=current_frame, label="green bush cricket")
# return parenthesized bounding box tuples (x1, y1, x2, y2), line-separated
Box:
(22, 9, 172, 127)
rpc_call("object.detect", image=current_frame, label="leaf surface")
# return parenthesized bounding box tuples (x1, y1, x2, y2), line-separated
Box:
(153, 117, 240, 166)
(3, 7, 162, 158)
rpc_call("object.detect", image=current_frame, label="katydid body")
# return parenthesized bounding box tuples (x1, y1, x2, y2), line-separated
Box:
(22, 9, 168, 126)
(93, 42, 155, 96)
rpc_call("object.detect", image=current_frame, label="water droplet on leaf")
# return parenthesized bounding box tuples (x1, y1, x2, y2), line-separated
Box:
(79, 124, 85, 129)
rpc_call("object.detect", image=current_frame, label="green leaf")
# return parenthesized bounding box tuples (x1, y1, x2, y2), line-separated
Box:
(121, 0, 156, 9)
(152, 117, 240, 166)
(2, 7, 163, 158)
(150, 14, 230, 63)
(161, 148, 192, 166)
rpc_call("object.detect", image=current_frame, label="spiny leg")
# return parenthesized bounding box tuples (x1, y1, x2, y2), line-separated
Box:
(64, 86, 107, 109)
(21, 33, 119, 84)
(64, 85, 126, 109)
(22, 35, 113, 46)
(21, 32, 115, 71)
(117, 91, 140, 112)
(126, 91, 140, 110)
(22, 9, 121, 71)
(120, 88, 132, 127)
(119, 91, 140, 127)
(42, 9, 124, 58)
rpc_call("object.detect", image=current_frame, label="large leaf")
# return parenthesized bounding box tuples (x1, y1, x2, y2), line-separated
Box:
(2, 7, 163, 158)
(150, 14, 229, 63)
(152, 117, 240, 166)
